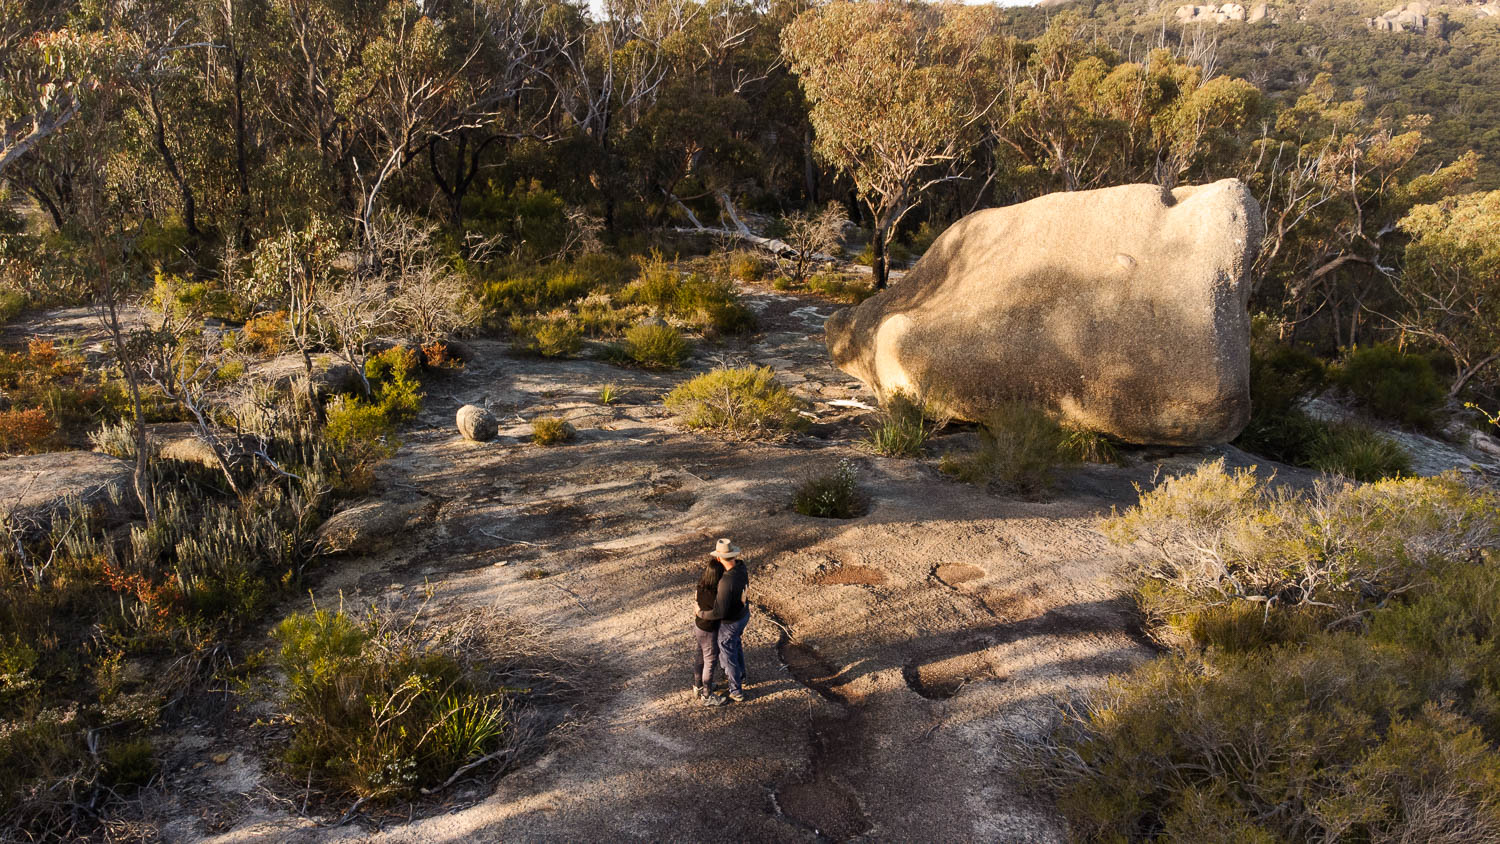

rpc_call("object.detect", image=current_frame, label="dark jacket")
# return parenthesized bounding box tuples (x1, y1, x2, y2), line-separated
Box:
(695, 563, 724, 632)
(701, 563, 748, 624)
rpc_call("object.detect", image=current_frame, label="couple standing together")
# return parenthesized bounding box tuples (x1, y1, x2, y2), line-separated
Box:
(693, 538, 750, 706)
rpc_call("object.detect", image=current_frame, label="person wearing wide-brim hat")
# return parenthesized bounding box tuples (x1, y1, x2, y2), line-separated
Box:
(697, 538, 751, 704)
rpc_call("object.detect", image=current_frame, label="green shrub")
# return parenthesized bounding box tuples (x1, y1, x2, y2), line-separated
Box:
(1057, 426, 1119, 464)
(665, 366, 808, 438)
(676, 274, 757, 336)
(531, 416, 575, 446)
(271, 606, 512, 802)
(1106, 460, 1500, 651)
(623, 323, 690, 369)
(1336, 344, 1446, 428)
(365, 346, 424, 424)
(324, 396, 402, 464)
(1037, 627, 1500, 842)
(728, 251, 767, 282)
(1307, 420, 1412, 481)
(598, 384, 620, 406)
(1235, 327, 1330, 462)
(623, 253, 756, 336)
(940, 402, 1070, 496)
(102, 739, 156, 790)
(792, 460, 864, 518)
(0, 290, 25, 325)
(863, 391, 938, 457)
(807, 271, 875, 303)
(1042, 459, 1500, 840)
(478, 257, 626, 322)
(510, 315, 583, 358)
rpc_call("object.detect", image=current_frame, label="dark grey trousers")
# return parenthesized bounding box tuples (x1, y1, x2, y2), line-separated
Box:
(693, 625, 719, 688)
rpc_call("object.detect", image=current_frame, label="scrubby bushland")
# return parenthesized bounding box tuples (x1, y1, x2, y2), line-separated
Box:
(864, 391, 943, 457)
(1031, 461, 1500, 840)
(940, 403, 1113, 496)
(1234, 324, 1330, 462)
(727, 251, 768, 282)
(805, 271, 875, 303)
(510, 314, 584, 359)
(477, 255, 636, 324)
(664, 367, 808, 438)
(623, 254, 757, 337)
(531, 417, 576, 446)
(1105, 460, 1500, 651)
(0, 358, 421, 837)
(1335, 344, 1447, 428)
(792, 460, 864, 518)
(0, 340, 131, 454)
(1235, 328, 1411, 480)
(622, 323, 691, 369)
(1306, 420, 1413, 481)
(271, 603, 573, 805)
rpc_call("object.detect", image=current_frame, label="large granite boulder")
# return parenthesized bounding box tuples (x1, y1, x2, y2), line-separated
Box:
(826, 179, 1262, 445)
(0, 451, 133, 530)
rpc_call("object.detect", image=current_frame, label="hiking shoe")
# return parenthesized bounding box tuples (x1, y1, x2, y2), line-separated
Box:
(693, 684, 707, 700)
(701, 693, 728, 707)
(727, 690, 746, 703)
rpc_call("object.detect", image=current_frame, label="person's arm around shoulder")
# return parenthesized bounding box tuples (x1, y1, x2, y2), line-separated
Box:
(698, 568, 737, 621)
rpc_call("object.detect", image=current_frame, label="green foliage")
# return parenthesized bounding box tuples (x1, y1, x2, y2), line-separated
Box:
(1106, 460, 1500, 651)
(597, 384, 620, 406)
(728, 251, 767, 282)
(863, 391, 938, 457)
(664, 366, 808, 438)
(624, 254, 757, 337)
(806, 271, 874, 303)
(324, 396, 402, 465)
(623, 323, 691, 369)
(940, 403, 1072, 496)
(1398, 190, 1500, 395)
(1057, 427, 1119, 465)
(101, 739, 156, 790)
(792, 459, 864, 519)
(1336, 344, 1447, 428)
(1235, 324, 1330, 462)
(509, 315, 583, 358)
(530, 417, 575, 446)
(1041, 629, 1500, 842)
(1306, 420, 1412, 481)
(1043, 453, 1500, 839)
(271, 606, 512, 802)
(478, 255, 634, 325)
(364, 346, 424, 424)
(0, 290, 25, 325)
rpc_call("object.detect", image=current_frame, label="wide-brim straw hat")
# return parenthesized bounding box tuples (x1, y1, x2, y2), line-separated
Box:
(710, 538, 742, 560)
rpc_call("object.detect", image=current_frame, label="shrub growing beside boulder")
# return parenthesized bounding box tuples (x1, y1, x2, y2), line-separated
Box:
(665, 367, 807, 438)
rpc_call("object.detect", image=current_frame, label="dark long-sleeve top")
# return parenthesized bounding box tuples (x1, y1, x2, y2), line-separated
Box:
(701, 564, 748, 624)
(695, 577, 722, 632)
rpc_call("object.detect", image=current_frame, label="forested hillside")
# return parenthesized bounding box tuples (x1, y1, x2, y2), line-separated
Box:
(1014, 0, 1500, 190)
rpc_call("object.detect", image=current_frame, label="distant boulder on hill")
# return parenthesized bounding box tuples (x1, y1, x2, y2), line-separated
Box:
(825, 180, 1263, 446)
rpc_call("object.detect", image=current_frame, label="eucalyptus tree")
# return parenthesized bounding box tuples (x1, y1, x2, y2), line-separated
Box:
(783, 1, 1004, 289)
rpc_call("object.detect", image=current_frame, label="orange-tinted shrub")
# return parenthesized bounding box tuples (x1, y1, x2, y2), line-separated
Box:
(0, 408, 57, 453)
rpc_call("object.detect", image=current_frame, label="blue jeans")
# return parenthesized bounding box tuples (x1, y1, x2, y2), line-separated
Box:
(717, 611, 749, 695)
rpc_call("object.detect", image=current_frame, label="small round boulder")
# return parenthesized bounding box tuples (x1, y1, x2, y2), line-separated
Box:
(456, 404, 498, 442)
